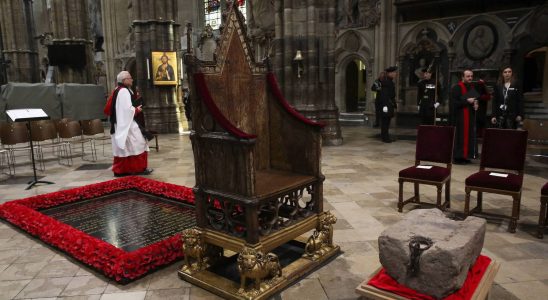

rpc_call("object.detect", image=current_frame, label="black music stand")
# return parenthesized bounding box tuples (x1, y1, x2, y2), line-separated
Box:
(6, 109, 54, 190)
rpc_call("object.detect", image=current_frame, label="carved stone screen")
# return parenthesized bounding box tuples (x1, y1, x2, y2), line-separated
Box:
(41, 191, 196, 252)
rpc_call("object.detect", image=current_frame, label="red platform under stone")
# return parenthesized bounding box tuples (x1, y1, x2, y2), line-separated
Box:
(356, 255, 500, 300)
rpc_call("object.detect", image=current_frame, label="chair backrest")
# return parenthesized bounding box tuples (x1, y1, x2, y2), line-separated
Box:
(0, 122, 29, 146)
(480, 128, 528, 172)
(30, 120, 57, 142)
(57, 120, 83, 139)
(415, 125, 455, 164)
(522, 119, 548, 143)
(80, 119, 105, 136)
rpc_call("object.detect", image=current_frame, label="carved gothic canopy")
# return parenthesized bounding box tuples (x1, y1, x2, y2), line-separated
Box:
(337, 0, 381, 29)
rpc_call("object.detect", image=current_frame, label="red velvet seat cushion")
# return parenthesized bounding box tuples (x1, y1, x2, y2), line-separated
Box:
(399, 166, 450, 182)
(542, 182, 548, 196)
(465, 171, 523, 192)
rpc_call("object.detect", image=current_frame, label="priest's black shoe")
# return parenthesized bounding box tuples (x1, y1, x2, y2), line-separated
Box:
(138, 168, 154, 175)
(453, 158, 465, 165)
(114, 173, 130, 177)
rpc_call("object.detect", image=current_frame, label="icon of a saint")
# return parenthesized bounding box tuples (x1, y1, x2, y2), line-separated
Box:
(155, 53, 175, 81)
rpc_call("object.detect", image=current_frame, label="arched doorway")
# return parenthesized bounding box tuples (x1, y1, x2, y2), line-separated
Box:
(344, 59, 367, 112)
(523, 47, 546, 94)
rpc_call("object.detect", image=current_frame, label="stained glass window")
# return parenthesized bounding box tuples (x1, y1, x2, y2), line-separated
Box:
(204, 0, 246, 30)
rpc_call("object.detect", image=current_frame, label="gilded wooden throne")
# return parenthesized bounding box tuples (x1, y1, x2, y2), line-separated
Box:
(179, 3, 339, 299)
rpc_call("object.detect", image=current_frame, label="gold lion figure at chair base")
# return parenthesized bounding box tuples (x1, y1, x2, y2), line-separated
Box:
(237, 246, 282, 296)
(180, 228, 221, 274)
(304, 211, 337, 260)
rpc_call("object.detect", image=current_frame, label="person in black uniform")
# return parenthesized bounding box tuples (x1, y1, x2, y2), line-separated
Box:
(451, 69, 479, 164)
(370, 71, 385, 128)
(475, 77, 491, 137)
(490, 66, 524, 129)
(416, 68, 441, 125)
(378, 66, 398, 143)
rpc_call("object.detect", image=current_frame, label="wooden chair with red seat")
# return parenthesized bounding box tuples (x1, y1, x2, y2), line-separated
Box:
(398, 125, 455, 212)
(537, 182, 548, 238)
(464, 128, 528, 233)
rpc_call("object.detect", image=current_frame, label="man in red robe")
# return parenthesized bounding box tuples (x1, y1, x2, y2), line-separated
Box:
(451, 69, 479, 164)
(109, 71, 153, 176)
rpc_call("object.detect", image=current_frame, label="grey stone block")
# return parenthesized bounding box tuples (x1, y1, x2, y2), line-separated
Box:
(378, 208, 486, 299)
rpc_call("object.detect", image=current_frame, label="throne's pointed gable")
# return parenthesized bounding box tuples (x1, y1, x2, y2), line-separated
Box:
(198, 2, 268, 162)
(214, 3, 256, 74)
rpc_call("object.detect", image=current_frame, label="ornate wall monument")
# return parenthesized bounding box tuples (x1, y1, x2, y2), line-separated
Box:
(331, 0, 548, 126)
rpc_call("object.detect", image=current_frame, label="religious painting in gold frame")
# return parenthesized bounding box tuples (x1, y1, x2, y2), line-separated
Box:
(151, 51, 178, 85)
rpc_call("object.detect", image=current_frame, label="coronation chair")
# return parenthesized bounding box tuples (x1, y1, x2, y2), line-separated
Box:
(178, 4, 338, 298)
(537, 182, 548, 238)
(398, 125, 455, 212)
(464, 129, 528, 233)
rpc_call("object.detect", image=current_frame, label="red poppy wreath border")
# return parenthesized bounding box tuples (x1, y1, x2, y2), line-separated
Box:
(0, 176, 195, 282)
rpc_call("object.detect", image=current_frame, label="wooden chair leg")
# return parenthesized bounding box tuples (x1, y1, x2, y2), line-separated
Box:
(398, 180, 404, 213)
(477, 191, 483, 213)
(538, 196, 547, 239)
(436, 185, 442, 210)
(414, 183, 420, 203)
(154, 135, 159, 152)
(509, 194, 520, 233)
(445, 180, 451, 209)
(464, 187, 471, 215)
(517, 192, 522, 218)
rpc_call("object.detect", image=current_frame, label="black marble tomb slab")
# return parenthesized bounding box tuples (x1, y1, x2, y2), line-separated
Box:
(41, 190, 196, 252)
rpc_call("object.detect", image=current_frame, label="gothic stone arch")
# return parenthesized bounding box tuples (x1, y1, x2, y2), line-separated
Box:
(335, 30, 373, 113)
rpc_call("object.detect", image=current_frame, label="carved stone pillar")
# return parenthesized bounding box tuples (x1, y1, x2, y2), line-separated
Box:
(273, 0, 342, 146)
(133, 0, 181, 133)
(0, 0, 40, 82)
(49, 0, 94, 83)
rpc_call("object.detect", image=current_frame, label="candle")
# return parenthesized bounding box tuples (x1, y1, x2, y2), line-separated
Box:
(146, 58, 150, 80)
(180, 57, 183, 81)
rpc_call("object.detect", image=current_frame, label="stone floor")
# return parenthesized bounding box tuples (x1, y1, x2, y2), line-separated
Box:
(0, 126, 547, 300)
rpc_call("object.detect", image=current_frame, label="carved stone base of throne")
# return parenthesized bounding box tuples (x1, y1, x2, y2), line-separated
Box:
(178, 213, 340, 300)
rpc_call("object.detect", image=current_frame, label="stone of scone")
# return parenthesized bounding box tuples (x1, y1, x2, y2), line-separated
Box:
(378, 208, 486, 299)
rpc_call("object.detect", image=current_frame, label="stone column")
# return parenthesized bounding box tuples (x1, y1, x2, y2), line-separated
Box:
(133, 0, 182, 133)
(544, 51, 548, 106)
(49, 0, 95, 83)
(0, 0, 40, 82)
(274, 0, 342, 146)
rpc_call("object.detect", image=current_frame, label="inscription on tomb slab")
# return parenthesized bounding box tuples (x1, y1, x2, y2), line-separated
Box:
(41, 191, 196, 252)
